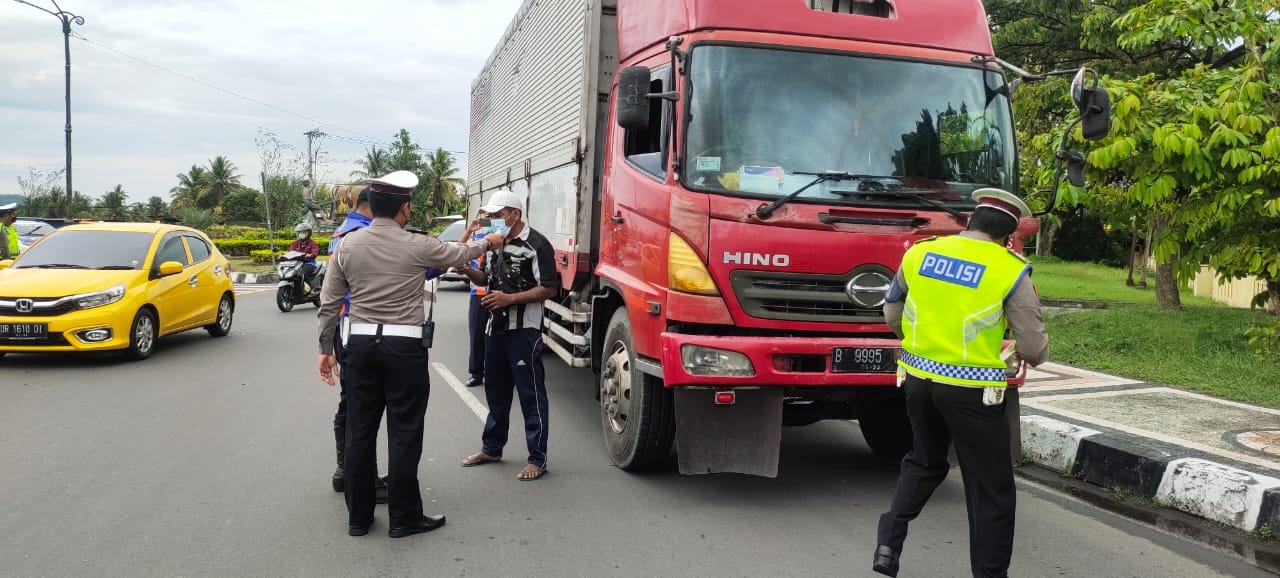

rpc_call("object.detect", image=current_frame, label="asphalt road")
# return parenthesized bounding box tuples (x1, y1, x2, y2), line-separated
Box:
(0, 284, 1270, 577)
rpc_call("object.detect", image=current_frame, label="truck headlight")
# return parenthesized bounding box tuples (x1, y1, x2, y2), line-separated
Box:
(668, 233, 719, 296)
(75, 284, 126, 310)
(681, 345, 754, 377)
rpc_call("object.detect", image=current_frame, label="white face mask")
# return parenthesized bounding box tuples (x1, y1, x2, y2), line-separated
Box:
(297, 232, 307, 240)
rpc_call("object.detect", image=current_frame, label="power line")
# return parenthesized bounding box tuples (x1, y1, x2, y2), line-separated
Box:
(69, 32, 468, 156)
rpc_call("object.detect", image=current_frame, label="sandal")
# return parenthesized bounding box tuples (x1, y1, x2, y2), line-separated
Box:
(461, 452, 502, 467)
(518, 464, 547, 481)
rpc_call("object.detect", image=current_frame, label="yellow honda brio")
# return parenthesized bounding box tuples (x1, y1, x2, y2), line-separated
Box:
(0, 222, 235, 360)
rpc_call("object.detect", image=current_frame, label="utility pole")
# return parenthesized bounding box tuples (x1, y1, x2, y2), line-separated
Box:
(14, 0, 84, 216)
(303, 129, 325, 201)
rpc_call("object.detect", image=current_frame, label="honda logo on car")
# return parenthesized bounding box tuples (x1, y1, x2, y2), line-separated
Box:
(15, 299, 34, 313)
(723, 252, 790, 267)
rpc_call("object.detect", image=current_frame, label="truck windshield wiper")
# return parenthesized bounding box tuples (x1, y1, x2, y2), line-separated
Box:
(832, 189, 971, 224)
(755, 171, 904, 219)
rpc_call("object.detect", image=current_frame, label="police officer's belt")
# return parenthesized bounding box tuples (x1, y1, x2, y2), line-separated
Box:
(349, 323, 422, 339)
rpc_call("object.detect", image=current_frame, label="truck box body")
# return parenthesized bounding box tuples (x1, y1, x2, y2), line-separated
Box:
(469, 0, 1032, 476)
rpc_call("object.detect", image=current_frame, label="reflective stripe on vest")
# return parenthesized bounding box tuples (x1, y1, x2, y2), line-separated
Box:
(898, 235, 1029, 387)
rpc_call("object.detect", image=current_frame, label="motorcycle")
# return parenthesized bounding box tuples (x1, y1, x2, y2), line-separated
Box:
(276, 251, 326, 312)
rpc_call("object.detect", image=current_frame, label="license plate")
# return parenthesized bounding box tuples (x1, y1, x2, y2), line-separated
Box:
(832, 347, 897, 373)
(0, 323, 49, 341)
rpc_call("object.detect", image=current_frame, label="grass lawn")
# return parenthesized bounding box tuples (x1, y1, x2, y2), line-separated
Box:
(1029, 256, 1213, 305)
(1046, 304, 1280, 408)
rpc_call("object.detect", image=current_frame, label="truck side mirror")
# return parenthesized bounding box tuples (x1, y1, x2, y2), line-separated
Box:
(616, 66, 652, 131)
(1071, 67, 1112, 141)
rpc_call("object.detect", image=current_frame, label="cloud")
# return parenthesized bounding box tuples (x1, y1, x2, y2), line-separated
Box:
(0, 0, 522, 202)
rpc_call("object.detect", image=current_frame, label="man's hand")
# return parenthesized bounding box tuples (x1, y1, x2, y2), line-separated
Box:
(481, 290, 516, 310)
(318, 354, 340, 385)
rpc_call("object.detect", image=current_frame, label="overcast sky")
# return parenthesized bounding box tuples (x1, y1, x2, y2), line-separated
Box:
(0, 0, 522, 202)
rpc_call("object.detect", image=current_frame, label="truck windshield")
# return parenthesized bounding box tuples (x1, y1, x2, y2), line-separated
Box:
(684, 45, 1016, 208)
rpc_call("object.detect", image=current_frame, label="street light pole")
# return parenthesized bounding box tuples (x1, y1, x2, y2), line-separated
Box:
(14, 0, 84, 216)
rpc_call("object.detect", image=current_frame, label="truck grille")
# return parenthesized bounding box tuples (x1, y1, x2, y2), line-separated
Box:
(729, 267, 893, 324)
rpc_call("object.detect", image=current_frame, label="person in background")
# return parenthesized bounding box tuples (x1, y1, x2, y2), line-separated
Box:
(458, 211, 495, 388)
(0, 203, 19, 259)
(290, 223, 320, 287)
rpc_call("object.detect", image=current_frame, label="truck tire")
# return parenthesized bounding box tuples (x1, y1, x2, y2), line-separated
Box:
(599, 308, 674, 470)
(858, 390, 914, 465)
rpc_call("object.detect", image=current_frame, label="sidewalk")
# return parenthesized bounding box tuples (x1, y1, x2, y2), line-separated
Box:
(1014, 362, 1280, 535)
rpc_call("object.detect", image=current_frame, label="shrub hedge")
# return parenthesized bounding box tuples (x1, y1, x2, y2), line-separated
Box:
(214, 237, 329, 257)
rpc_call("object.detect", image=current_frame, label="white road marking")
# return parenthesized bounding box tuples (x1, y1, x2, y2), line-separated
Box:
(234, 284, 273, 296)
(432, 362, 487, 422)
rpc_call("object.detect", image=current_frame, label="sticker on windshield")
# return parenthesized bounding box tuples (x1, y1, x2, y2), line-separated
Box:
(695, 156, 721, 172)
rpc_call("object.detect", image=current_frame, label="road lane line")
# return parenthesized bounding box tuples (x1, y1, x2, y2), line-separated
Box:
(432, 362, 487, 422)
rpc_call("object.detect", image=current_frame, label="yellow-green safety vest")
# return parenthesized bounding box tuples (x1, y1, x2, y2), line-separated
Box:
(897, 235, 1031, 387)
(1, 224, 18, 258)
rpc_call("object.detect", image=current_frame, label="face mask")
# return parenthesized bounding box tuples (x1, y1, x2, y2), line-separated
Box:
(297, 232, 307, 240)
(490, 221, 510, 237)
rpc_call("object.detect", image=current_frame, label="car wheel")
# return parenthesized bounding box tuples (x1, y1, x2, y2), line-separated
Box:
(125, 308, 158, 361)
(206, 294, 234, 337)
(276, 286, 295, 313)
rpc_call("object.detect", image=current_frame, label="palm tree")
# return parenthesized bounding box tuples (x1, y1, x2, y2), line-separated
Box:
(351, 146, 392, 179)
(201, 156, 241, 210)
(98, 185, 129, 221)
(421, 148, 464, 214)
(171, 165, 207, 210)
(146, 196, 168, 218)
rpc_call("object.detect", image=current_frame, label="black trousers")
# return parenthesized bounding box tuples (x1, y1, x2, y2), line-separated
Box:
(333, 331, 347, 430)
(877, 373, 1016, 578)
(344, 334, 430, 527)
(467, 294, 489, 379)
(481, 328, 549, 468)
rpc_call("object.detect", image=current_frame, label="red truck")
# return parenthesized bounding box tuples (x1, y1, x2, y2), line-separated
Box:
(466, 0, 1107, 477)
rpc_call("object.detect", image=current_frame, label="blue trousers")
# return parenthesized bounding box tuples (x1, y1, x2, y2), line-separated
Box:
(480, 328, 549, 468)
(467, 294, 490, 379)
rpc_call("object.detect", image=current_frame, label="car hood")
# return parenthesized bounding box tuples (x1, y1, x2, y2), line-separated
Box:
(0, 269, 142, 298)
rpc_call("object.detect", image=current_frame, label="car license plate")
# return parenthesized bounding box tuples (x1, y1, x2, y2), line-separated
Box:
(0, 323, 49, 341)
(832, 347, 897, 373)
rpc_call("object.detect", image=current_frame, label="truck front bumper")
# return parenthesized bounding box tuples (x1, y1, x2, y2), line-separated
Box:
(658, 333, 1027, 388)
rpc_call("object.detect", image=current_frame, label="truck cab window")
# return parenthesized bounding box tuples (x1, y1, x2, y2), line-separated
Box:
(623, 68, 671, 179)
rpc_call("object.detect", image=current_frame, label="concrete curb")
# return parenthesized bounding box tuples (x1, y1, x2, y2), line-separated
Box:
(1020, 414, 1279, 534)
(230, 272, 278, 284)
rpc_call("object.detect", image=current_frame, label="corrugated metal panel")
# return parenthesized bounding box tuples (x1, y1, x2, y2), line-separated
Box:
(468, 0, 592, 197)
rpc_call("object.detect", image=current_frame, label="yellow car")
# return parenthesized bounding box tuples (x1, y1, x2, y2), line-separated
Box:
(0, 222, 235, 360)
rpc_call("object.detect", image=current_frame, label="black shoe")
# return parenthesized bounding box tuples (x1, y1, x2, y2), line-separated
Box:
(349, 523, 371, 537)
(388, 515, 446, 538)
(465, 376, 484, 388)
(872, 545, 899, 577)
(332, 466, 344, 493)
(375, 476, 388, 504)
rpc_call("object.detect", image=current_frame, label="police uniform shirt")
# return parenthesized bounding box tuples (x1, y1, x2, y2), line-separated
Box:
(486, 224, 559, 335)
(883, 231, 1048, 366)
(317, 218, 490, 354)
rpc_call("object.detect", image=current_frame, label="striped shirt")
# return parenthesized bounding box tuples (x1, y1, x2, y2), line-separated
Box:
(486, 224, 559, 335)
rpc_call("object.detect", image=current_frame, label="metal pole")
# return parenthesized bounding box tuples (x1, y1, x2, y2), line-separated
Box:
(62, 14, 72, 212)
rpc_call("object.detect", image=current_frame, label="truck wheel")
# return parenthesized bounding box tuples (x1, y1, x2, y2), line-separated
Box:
(859, 391, 914, 465)
(599, 308, 674, 470)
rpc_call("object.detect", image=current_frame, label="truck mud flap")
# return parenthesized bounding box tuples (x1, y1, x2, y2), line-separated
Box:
(675, 389, 783, 478)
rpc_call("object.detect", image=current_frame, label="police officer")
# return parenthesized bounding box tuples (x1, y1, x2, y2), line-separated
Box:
(0, 203, 19, 260)
(872, 189, 1048, 578)
(317, 171, 504, 538)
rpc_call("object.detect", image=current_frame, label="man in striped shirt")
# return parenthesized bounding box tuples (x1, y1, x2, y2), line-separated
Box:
(458, 189, 559, 481)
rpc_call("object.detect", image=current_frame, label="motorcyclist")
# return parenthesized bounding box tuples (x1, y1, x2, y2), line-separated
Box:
(289, 223, 321, 287)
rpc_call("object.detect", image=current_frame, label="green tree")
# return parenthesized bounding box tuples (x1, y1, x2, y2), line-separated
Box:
(421, 148, 464, 216)
(127, 202, 147, 222)
(146, 196, 168, 218)
(351, 147, 392, 179)
(201, 156, 242, 211)
(171, 165, 208, 211)
(222, 187, 265, 224)
(97, 185, 129, 221)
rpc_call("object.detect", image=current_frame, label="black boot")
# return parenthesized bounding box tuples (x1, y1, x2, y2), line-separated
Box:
(332, 426, 345, 493)
(872, 545, 900, 577)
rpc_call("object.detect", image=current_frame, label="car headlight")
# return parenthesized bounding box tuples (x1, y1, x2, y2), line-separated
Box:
(74, 284, 126, 310)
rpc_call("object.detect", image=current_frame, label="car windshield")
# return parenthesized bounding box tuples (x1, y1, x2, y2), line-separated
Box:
(683, 45, 1017, 208)
(14, 230, 155, 270)
(437, 222, 466, 242)
(15, 222, 53, 236)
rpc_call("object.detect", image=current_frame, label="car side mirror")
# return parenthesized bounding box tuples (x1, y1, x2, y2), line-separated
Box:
(616, 66, 652, 131)
(158, 261, 184, 277)
(0, 259, 12, 271)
